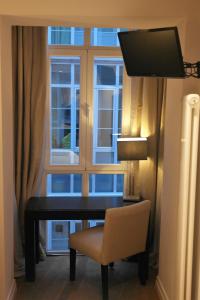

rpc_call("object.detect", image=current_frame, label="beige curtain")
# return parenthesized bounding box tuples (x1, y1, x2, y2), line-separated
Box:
(12, 26, 47, 276)
(125, 77, 166, 265)
(139, 78, 166, 265)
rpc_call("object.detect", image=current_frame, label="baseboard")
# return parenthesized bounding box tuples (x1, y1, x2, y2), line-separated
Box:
(155, 276, 170, 300)
(7, 280, 17, 300)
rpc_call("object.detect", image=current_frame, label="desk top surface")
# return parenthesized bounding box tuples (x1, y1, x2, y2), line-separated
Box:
(26, 196, 124, 212)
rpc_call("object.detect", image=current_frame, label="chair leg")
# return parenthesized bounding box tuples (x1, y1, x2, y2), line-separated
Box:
(70, 248, 76, 281)
(138, 251, 149, 285)
(101, 265, 109, 300)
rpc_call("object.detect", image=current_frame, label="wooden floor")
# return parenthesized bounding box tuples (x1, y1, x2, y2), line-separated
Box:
(15, 256, 159, 300)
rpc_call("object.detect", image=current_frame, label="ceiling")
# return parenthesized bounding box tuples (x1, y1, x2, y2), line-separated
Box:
(0, 0, 195, 19)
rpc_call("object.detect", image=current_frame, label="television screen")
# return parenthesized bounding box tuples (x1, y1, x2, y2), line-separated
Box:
(118, 27, 185, 78)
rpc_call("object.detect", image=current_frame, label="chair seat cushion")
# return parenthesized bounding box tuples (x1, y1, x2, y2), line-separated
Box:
(69, 226, 104, 264)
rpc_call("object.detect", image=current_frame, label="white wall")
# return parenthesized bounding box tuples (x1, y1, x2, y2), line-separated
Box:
(157, 19, 200, 300)
(157, 78, 183, 300)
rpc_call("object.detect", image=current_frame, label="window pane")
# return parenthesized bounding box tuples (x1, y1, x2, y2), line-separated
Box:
(50, 57, 80, 165)
(118, 110, 122, 132)
(95, 152, 114, 164)
(51, 221, 70, 251)
(74, 65, 80, 84)
(93, 58, 124, 164)
(52, 109, 71, 129)
(47, 220, 83, 252)
(96, 174, 113, 192)
(97, 129, 112, 147)
(118, 89, 122, 109)
(98, 90, 113, 109)
(76, 89, 80, 147)
(76, 89, 80, 108)
(118, 89, 122, 133)
(52, 87, 71, 108)
(48, 27, 84, 46)
(117, 174, 124, 192)
(89, 174, 124, 195)
(47, 174, 82, 195)
(98, 110, 113, 128)
(52, 174, 70, 193)
(119, 65, 123, 85)
(46, 174, 82, 253)
(74, 175, 82, 193)
(91, 28, 127, 47)
(51, 62, 71, 84)
(97, 65, 116, 85)
(52, 128, 70, 149)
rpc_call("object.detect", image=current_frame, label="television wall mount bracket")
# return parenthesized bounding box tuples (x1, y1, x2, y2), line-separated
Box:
(184, 61, 200, 78)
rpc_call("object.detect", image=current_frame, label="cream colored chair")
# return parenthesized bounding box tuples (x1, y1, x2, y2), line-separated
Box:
(69, 200, 151, 300)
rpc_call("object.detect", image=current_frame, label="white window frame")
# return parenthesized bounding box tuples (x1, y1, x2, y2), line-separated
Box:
(44, 27, 133, 253)
(43, 28, 132, 197)
(86, 49, 131, 171)
(46, 48, 87, 174)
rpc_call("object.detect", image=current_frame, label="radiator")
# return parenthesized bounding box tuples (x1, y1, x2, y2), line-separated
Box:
(177, 94, 200, 300)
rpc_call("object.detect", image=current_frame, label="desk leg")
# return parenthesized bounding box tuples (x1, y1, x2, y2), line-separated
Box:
(138, 251, 149, 285)
(25, 212, 36, 281)
(35, 220, 40, 264)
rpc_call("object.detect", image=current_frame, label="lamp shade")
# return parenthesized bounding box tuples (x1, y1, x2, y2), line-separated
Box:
(117, 137, 148, 160)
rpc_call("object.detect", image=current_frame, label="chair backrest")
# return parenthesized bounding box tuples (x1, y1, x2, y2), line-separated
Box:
(101, 200, 151, 265)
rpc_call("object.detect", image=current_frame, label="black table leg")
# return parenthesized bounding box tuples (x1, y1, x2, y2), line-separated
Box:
(35, 220, 40, 264)
(25, 212, 36, 281)
(101, 265, 109, 300)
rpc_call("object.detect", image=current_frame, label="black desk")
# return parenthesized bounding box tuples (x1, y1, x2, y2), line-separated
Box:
(25, 196, 124, 281)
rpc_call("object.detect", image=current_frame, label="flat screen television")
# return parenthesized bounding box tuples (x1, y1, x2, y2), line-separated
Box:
(118, 27, 185, 78)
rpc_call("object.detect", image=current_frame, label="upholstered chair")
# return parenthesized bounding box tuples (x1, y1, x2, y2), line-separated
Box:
(69, 200, 151, 300)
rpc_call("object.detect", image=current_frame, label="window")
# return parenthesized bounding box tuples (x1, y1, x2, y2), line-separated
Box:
(93, 57, 123, 164)
(47, 174, 82, 196)
(89, 174, 124, 196)
(50, 56, 80, 165)
(45, 27, 131, 252)
(91, 28, 127, 47)
(48, 27, 84, 46)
